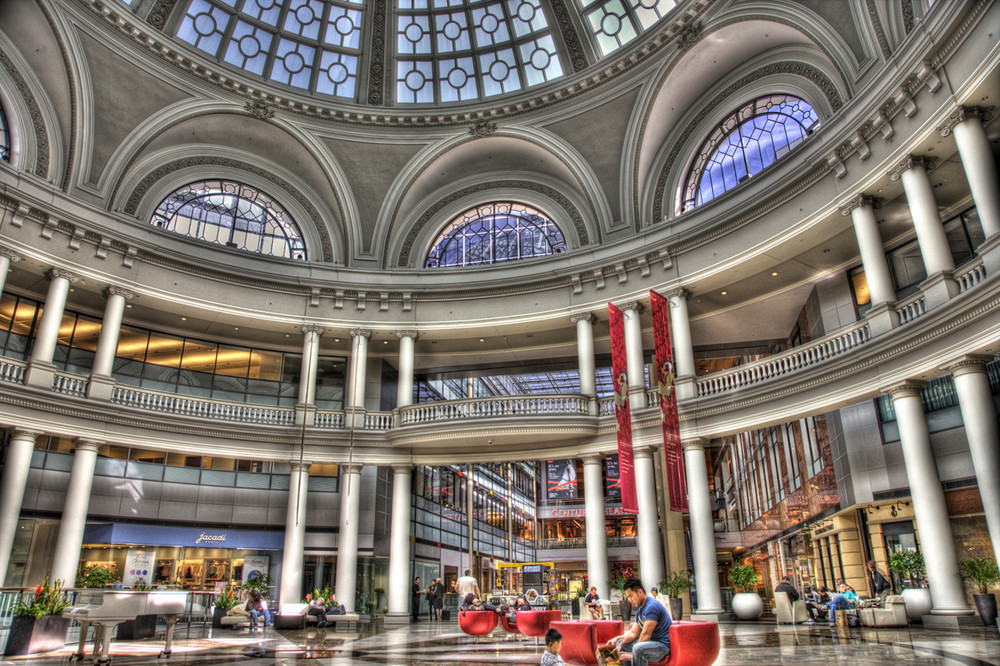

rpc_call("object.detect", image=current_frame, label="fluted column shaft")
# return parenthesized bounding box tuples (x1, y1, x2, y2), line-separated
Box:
(949, 361, 1000, 562)
(888, 386, 971, 615)
(946, 109, 1000, 237)
(387, 465, 414, 618)
(336, 464, 363, 612)
(634, 447, 664, 593)
(91, 288, 132, 377)
(622, 303, 646, 409)
(573, 314, 597, 415)
(683, 439, 722, 614)
(582, 455, 609, 599)
(348, 329, 371, 411)
(51, 442, 100, 586)
(0, 430, 37, 583)
(280, 462, 310, 606)
(895, 159, 955, 275)
(31, 269, 78, 365)
(396, 332, 418, 408)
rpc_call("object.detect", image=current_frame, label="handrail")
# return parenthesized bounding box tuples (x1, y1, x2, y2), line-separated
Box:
(112, 386, 296, 426)
(398, 394, 590, 425)
(0, 357, 26, 384)
(696, 320, 871, 398)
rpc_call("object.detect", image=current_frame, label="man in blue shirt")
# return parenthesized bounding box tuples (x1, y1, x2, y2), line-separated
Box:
(604, 577, 671, 666)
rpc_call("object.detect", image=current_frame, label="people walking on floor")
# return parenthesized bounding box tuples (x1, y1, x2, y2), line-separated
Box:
(604, 577, 671, 666)
(457, 569, 481, 599)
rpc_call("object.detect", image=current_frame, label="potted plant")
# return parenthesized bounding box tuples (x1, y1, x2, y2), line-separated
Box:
(212, 585, 240, 628)
(241, 571, 272, 597)
(728, 564, 763, 620)
(4, 576, 72, 656)
(660, 572, 692, 621)
(960, 556, 999, 627)
(611, 576, 632, 623)
(76, 565, 116, 589)
(888, 550, 930, 621)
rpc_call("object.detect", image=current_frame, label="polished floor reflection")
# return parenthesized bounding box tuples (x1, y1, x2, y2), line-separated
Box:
(1, 620, 997, 665)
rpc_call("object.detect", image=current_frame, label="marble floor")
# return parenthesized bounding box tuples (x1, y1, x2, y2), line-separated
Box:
(1, 619, 997, 665)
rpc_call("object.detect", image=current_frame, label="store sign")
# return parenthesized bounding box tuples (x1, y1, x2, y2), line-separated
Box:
(242, 555, 270, 584)
(537, 505, 627, 520)
(123, 549, 154, 587)
(83, 524, 284, 550)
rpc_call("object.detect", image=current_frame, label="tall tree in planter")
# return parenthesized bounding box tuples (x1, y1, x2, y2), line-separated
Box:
(960, 556, 999, 627)
(4, 576, 72, 656)
(728, 564, 763, 620)
(660, 572, 692, 621)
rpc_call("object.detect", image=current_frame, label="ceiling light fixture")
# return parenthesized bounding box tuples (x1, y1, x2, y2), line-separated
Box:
(720, 291, 728, 296)
(234, 327, 239, 331)
(771, 272, 778, 277)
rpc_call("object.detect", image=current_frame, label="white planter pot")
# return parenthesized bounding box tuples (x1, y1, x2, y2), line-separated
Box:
(731, 592, 763, 620)
(901, 588, 931, 622)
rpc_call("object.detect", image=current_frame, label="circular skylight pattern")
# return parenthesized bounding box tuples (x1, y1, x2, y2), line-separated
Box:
(396, 0, 564, 104)
(578, 0, 677, 56)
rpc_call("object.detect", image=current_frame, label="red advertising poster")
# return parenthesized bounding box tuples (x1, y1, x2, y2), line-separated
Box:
(650, 289, 688, 512)
(608, 302, 638, 514)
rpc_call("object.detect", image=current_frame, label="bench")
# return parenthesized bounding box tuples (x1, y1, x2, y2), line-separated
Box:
(515, 609, 562, 643)
(273, 603, 359, 630)
(219, 614, 252, 628)
(549, 619, 624, 665)
(647, 620, 720, 666)
(458, 610, 498, 641)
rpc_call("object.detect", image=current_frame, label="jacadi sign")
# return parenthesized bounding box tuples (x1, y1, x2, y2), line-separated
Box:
(195, 532, 229, 545)
(81, 524, 285, 550)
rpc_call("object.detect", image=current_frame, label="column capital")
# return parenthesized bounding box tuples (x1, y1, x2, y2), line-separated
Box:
(665, 287, 690, 301)
(681, 438, 709, 453)
(9, 429, 40, 440)
(580, 453, 605, 465)
(0, 246, 23, 262)
(619, 300, 645, 314)
(941, 354, 993, 376)
(838, 194, 883, 216)
(570, 312, 596, 324)
(937, 106, 995, 136)
(888, 155, 935, 181)
(349, 328, 371, 339)
(343, 463, 364, 474)
(881, 381, 928, 398)
(72, 440, 102, 453)
(289, 460, 312, 473)
(104, 286, 135, 300)
(47, 267, 80, 283)
(301, 324, 325, 335)
(396, 330, 418, 340)
(633, 446, 656, 460)
(392, 464, 414, 474)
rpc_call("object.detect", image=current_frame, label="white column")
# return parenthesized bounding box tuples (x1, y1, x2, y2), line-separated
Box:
(666, 289, 696, 400)
(26, 268, 79, 387)
(50, 441, 100, 587)
(887, 384, 972, 616)
(348, 329, 371, 426)
(0, 247, 23, 297)
(386, 465, 413, 622)
(621, 301, 646, 409)
(840, 195, 899, 336)
(296, 325, 324, 425)
(280, 462, 310, 607)
(940, 107, 1000, 238)
(335, 464, 363, 613)
(573, 313, 598, 416)
(0, 430, 37, 584)
(582, 455, 609, 599)
(396, 331, 418, 409)
(87, 287, 134, 400)
(634, 447, 664, 593)
(948, 358, 1000, 563)
(683, 439, 722, 616)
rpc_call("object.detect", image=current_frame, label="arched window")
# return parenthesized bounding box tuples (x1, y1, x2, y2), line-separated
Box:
(683, 95, 820, 210)
(150, 180, 306, 259)
(0, 102, 10, 162)
(425, 202, 566, 268)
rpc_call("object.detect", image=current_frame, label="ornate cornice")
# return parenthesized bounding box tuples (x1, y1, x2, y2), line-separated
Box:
(148, 0, 181, 31)
(865, 0, 892, 60)
(0, 47, 49, 178)
(676, 23, 702, 51)
(547, 0, 588, 72)
(937, 106, 995, 136)
(887, 155, 935, 181)
(838, 194, 882, 217)
(367, 0, 387, 105)
(122, 155, 335, 262)
(901, 0, 915, 34)
(570, 312, 596, 324)
(244, 101, 275, 121)
(468, 122, 497, 138)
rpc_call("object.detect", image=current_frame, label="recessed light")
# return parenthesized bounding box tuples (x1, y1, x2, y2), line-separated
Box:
(383, 340, 388, 344)
(720, 291, 728, 296)
(479, 338, 485, 342)
(181, 317, 187, 321)
(126, 304, 132, 308)
(285, 334, 290, 338)
(771, 272, 778, 277)
(334, 338, 340, 343)
(234, 327, 239, 331)
(69, 288, 75, 292)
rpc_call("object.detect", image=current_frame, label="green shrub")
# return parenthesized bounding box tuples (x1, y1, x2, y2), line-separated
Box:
(959, 556, 999, 595)
(728, 564, 761, 594)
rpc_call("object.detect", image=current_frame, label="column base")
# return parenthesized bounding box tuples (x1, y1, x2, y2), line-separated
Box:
(86, 375, 116, 401)
(921, 613, 978, 629)
(346, 408, 367, 429)
(383, 612, 412, 626)
(294, 404, 317, 427)
(24, 360, 57, 389)
(864, 302, 900, 337)
(690, 611, 724, 622)
(920, 271, 959, 310)
(675, 375, 696, 401)
(978, 233, 1000, 278)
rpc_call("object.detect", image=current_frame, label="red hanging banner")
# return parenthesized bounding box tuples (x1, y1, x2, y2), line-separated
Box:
(650, 289, 689, 512)
(608, 303, 638, 515)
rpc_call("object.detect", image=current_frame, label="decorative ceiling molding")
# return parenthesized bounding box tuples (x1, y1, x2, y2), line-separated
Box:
(0, 47, 49, 179)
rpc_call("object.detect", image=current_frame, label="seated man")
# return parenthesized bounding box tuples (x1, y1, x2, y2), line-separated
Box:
(827, 582, 858, 625)
(584, 586, 605, 620)
(461, 593, 501, 613)
(604, 577, 670, 666)
(245, 591, 271, 630)
(774, 575, 799, 602)
(308, 596, 329, 627)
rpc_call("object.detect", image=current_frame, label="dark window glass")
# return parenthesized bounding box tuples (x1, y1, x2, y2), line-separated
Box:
(0, 101, 9, 161)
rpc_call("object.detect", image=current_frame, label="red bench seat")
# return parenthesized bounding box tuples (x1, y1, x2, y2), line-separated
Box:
(549, 619, 624, 665)
(458, 610, 498, 639)
(648, 620, 720, 666)
(515, 609, 562, 639)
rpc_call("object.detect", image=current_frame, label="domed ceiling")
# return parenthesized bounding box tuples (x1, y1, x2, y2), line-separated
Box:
(167, 0, 678, 105)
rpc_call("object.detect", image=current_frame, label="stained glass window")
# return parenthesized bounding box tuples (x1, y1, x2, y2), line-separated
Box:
(683, 95, 820, 210)
(425, 202, 566, 268)
(150, 180, 307, 259)
(578, 0, 676, 56)
(396, 0, 563, 104)
(176, 0, 362, 99)
(0, 103, 10, 162)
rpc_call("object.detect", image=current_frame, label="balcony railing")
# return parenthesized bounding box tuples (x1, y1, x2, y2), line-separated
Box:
(696, 320, 871, 398)
(536, 536, 636, 550)
(112, 385, 297, 426)
(52, 370, 87, 397)
(896, 291, 927, 324)
(398, 394, 589, 425)
(0, 358, 25, 384)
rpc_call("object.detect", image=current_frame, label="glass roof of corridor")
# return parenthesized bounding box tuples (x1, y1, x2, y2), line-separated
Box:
(173, 0, 679, 105)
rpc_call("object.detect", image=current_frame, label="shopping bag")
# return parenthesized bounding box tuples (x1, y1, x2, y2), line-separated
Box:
(596, 644, 623, 666)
